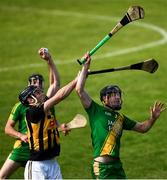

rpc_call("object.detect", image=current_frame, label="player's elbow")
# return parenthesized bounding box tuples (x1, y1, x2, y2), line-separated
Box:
(5, 125, 10, 135)
(139, 123, 151, 133)
(133, 123, 149, 134)
(139, 129, 148, 134)
(138, 126, 150, 133)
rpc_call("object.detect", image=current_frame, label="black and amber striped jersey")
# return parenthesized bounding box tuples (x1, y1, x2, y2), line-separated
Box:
(26, 105, 60, 161)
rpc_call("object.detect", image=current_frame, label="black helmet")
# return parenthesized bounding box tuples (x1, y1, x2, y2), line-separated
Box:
(19, 85, 38, 106)
(100, 85, 122, 101)
(28, 73, 44, 85)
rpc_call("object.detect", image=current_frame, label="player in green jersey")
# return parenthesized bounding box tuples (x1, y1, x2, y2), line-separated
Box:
(76, 52, 165, 179)
(0, 48, 61, 179)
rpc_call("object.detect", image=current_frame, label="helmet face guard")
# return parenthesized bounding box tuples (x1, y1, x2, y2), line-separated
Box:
(100, 85, 122, 110)
(100, 85, 122, 101)
(19, 85, 40, 106)
(28, 74, 44, 89)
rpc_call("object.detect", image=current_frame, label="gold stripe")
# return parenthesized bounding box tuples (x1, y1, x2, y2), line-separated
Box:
(100, 131, 116, 155)
(13, 140, 22, 149)
(100, 114, 124, 155)
(8, 102, 21, 119)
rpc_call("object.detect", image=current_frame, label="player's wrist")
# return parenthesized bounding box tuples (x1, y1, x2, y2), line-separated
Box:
(149, 116, 156, 122)
(16, 132, 22, 139)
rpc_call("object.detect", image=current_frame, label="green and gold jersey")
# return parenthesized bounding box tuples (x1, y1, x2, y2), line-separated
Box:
(26, 105, 60, 161)
(9, 102, 28, 134)
(85, 101, 136, 158)
(8, 102, 30, 163)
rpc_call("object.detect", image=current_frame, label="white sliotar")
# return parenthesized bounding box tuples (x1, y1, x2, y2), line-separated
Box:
(44, 48, 49, 53)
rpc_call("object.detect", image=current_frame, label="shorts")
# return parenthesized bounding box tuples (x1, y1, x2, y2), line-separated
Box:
(24, 159, 62, 180)
(9, 140, 30, 167)
(91, 160, 126, 179)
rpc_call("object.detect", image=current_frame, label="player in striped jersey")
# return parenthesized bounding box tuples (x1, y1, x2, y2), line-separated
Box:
(19, 72, 78, 179)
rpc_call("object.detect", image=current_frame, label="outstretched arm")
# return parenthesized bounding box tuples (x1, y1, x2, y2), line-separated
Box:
(76, 52, 92, 108)
(38, 48, 60, 98)
(132, 101, 165, 133)
(44, 76, 78, 112)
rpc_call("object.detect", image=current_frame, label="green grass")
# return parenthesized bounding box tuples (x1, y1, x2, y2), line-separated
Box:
(0, 0, 167, 179)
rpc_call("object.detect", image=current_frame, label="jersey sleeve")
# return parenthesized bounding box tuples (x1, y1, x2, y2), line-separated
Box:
(123, 115, 137, 130)
(8, 102, 22, 122)
(85, 101, 97, 117)
(26, 105, 45, 123)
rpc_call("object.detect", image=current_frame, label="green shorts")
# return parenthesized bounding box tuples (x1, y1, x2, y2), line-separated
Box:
(91, 160, 126, 179)
(9, 140, 30, 167)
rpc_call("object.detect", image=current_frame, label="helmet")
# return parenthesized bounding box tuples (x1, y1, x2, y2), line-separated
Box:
(28, 73, 44, 87)
(100, 85, 122, 101)
(19, 85, 38, 106)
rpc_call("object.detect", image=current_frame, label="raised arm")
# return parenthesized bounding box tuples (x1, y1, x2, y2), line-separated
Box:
(38, 48, 60, 98)
(132, 101, 165, 133)
(44, 77, 78, 112)
(75, 52, 92, 108)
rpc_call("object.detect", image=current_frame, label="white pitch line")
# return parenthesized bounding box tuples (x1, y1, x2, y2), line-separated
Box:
(0, 7, 167, 73)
